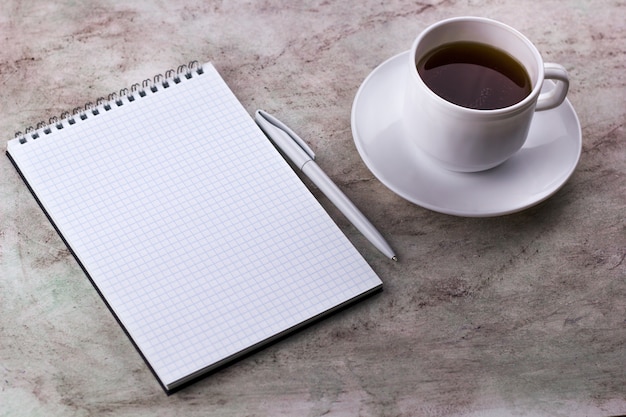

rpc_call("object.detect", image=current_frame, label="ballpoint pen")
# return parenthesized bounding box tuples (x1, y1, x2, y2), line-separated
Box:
(255, 109, 397, 261)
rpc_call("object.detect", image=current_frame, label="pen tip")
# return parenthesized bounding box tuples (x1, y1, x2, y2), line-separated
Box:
(391, 256, 398, 262)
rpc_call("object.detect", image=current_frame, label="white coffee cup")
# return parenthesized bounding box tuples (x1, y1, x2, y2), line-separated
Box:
(404, 17, 569, 172)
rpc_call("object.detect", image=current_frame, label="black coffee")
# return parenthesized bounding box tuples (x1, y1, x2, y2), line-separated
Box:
(417, 41, 532, 110)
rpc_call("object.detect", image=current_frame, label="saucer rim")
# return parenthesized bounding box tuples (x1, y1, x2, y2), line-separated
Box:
(351, 51, 582, 217)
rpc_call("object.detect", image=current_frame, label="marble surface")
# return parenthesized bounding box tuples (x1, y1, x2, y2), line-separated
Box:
(1, 1, 625, 416)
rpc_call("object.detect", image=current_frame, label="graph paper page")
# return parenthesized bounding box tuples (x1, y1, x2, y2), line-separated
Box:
(7, 63, 382, 391)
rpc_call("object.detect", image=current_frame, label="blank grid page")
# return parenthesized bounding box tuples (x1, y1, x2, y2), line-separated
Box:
(7, 63, 382, 390)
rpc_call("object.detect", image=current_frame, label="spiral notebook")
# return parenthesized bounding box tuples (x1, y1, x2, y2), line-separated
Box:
(6, 62, 383, 394)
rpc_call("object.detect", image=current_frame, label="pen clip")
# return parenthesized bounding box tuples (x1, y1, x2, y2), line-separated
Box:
(256, 110, 316, 160)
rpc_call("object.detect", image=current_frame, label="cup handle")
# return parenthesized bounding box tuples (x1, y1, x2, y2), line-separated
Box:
(536, 63, 569, 111)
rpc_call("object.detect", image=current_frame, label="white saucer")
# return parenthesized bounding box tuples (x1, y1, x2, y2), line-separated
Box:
(351, 51, 582, 217)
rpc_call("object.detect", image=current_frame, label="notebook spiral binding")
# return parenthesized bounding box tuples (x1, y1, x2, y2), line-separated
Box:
(14, 61, 204, 144)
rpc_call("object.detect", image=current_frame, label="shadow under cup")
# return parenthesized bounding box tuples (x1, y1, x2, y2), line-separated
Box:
(404, 17, 553, 173)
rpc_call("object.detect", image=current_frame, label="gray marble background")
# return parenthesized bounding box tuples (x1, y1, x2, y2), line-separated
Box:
(1, 1, 625, 416)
